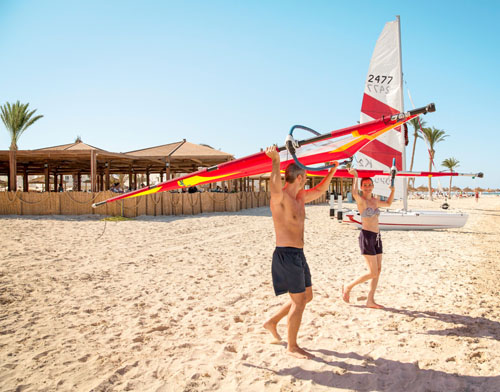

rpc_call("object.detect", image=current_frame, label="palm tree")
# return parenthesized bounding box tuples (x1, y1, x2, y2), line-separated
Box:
(1, 101, 43, 190)
(408, 117, 427, 187)
(441, 157, 460, 198)
(420, 126, 448, 200)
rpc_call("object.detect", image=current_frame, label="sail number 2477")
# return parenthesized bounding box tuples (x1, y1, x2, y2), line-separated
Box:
(367, 74, 393, 84)
(366, 74, 393, 94)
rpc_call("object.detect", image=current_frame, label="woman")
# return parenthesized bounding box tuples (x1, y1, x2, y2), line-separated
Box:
(342, 168, 394, 309)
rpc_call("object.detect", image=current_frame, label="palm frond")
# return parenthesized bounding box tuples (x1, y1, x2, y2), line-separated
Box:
(442, 157, 460, 171)
(1, 100, 43, 150)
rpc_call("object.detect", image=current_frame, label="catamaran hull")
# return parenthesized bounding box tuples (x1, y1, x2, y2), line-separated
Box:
(342, 210, 468, 230)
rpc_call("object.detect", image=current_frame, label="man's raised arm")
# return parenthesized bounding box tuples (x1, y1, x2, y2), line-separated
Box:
(304, 161, 338, 203)
(265, 145, 283, 204)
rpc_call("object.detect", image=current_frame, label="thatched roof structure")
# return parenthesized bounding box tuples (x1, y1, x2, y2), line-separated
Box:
(124, 140, 233, 172)
(0, 139, 234, 192)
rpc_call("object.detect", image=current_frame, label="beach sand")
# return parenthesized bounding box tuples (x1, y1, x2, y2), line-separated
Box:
(1, 196, 499, 391)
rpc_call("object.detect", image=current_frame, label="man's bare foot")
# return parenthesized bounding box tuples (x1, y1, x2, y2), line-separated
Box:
(342, 284, 350, 303)
(263, 320, 282, 343)
(366, 301, 384, 309)
(287, 346, 314, 359)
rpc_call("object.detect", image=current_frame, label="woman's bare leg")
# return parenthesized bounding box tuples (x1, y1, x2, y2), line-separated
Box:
(366, 254, 383, 308)
(344, 255, 379, 302)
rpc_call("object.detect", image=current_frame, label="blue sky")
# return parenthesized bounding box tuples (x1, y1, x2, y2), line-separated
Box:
(1, 0, 498, 189)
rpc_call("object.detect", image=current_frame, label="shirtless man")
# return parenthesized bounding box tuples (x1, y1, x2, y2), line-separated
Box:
(263, 145, 338, 359)
(342, 168, 394, 308)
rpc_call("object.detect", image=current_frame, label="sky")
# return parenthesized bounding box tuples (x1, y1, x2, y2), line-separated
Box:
(1, 0, 499, 189)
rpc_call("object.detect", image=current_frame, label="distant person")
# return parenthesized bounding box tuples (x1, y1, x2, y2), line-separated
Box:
(262, 145, 338, 359)
(475, 190, 479, 203)
(188, 186, 198, 193)
(110, 182, 122, 193)
(58, 184, 64, 192)
(342, 168, 394, 309)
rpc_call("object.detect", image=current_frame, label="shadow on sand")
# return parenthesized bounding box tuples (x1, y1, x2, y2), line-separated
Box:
(379, 307, 500, 341)
(245, 349, 499, 391)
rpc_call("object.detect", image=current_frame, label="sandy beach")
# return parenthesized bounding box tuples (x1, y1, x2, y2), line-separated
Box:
(1, 196, 499, 391)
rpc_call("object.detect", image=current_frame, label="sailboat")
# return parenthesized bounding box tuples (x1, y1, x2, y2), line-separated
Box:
(342, 16, 480, 230)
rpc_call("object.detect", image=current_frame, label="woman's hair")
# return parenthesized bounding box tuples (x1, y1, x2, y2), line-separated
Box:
(285, 163, 306, 184)
(360, 177, 373, 186)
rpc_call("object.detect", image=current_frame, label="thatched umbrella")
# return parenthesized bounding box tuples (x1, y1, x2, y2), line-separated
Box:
(29, 175, 54, 184)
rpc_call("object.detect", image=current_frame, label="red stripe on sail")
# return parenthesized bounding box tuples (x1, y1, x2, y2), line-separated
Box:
(361, 139, 402, 169)
(361, 93, 399, 120)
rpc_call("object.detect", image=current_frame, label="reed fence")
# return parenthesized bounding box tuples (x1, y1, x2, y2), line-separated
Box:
(0, 191, 326, 217)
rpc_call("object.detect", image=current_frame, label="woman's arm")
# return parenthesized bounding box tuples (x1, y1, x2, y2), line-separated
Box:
(348, 168, 361, 204)
(378, 185, 395, 207)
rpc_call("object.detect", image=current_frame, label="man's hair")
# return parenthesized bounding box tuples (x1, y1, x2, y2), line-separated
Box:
(285, 163, 306, 184)
(360, 177, 373, 186)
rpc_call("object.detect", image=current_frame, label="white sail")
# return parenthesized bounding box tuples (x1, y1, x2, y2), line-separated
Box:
(356, 17, 406, 199)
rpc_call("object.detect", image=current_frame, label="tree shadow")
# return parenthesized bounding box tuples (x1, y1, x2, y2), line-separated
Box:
(379, 307, 500, 341)
(244, 349, 500, 391)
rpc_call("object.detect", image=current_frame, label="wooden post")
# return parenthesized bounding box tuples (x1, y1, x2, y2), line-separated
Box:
(54, 171, 58, 192)
(160, 170, 164, 182)
(146, 167, 150, 186)
(44, 164, 49, 192)
(60, 174, 64, 191)
(77, 172, 81, 192)
(8, 150, 17, 191)
(166, 159, 171, 180)
(90, 150, 97, 193)
(23, 165, 28, 192)
(105, 161, 110, 190)
(128, 166, 133, 190)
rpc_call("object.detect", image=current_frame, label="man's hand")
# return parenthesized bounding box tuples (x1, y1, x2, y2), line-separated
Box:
(265, 145, 280, 162)
(329, 161, 339, 173)
(348, 168, 358, 177)
(389, 185, 395, 192)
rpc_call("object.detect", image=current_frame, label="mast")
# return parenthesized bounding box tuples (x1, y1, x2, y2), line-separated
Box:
(397, 15, 409, 211)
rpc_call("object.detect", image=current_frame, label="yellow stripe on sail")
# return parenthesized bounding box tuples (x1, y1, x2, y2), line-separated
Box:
(177, 172, 239, 187)
(329, 121, 403, 154)
(126, 187, 162, 199)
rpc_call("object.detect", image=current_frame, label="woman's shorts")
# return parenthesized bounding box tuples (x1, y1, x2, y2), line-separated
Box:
(359, 229, 383, 255)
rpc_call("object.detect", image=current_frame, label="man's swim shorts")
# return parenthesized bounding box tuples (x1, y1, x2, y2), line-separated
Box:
(272, 247, 312, 296)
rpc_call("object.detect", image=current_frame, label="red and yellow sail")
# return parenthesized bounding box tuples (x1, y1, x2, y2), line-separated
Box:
(93, 108, 430, 208)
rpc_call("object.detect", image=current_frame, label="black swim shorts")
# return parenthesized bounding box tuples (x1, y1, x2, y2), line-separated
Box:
(359, 229, 383, 255)
(272, 247, 312, 296)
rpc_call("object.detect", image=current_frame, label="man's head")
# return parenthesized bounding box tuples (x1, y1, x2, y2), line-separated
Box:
(285, 163, 306, 187)
(360, 177, 374, 192)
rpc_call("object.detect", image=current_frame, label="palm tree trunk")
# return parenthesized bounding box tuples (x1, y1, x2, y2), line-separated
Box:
(449, 175, 453, 199)
(409, 131, 418, 187)
(9, 149, 17, 191)
(428, 152, 433, 201)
